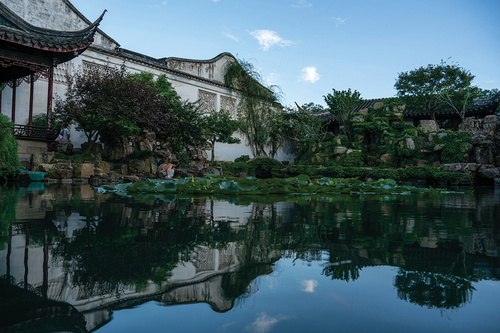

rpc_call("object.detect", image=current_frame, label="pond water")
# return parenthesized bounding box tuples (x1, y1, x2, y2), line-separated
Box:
(0, 183, 499, 333)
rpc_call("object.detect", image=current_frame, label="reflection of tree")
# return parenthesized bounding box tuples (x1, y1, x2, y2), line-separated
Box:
(220, 263, 273, 304)
(394, 270, 475, 309)
(52, 197, 239, 298)
(321, 246, 369, 282)
(0, 186, 18, 250)
(394, 241, 478, 309)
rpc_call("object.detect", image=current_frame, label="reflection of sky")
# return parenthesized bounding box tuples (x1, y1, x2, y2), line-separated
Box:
(96, 258, 500, 333)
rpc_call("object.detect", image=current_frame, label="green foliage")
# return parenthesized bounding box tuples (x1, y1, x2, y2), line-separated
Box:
(0, 114, 20, 179)
(70, 152, 96, 163)
(169, 101, 206, 153)
(99, 175, 465, 197)
(234, 155, 251, 163)
(54, 64, 174, 152)
(0, 186, 18, 249)
(204, 109, 241, 162)
(395, 60, 476, 121)
(224, 58, 283, 157)
(324, 88, 363, 142)
(247, 157, 283, 178)
(131, 72, 207, 153)
(278, 106, 326, 143)
(54, 152, 70, 160)
(30, 113, 61, 128)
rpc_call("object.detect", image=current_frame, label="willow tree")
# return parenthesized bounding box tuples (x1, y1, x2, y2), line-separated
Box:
(224, 59, 283, 157)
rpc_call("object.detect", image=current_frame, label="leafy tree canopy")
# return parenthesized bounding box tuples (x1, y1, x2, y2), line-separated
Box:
(323, 88, 363, 142)
(204, 109, 241, 162)
(394, 60, 476, 121)
(277, 106, 326, 142)
(54, 64, 174, 151)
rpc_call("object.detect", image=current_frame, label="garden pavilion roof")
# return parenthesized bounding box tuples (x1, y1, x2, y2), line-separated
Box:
(0, 2, 105, 83)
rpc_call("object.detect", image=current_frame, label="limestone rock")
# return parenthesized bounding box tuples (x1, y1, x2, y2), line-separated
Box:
(373, 102, 384, 109)
(484, 115, 499, 124)
(73, 163, 95, 178)
(419, 120, 439, 133)
(437, 132, 448, 139)
(406, 138, 415, 149)
(94, 161, 111, 173)
(351, 115, 364, 122)
(39, 164, 55, 172)
(128, 159, 146, 174)
(51, 141, 73, 154)
(47, 167, 73, 179)
(31, 153, 43, 168)
(434, 144, 445, 151)
(478, 168, 500, 179)
(202, 166, 223, 176)
(380, 154, 391, 163)
(334, 146, 347, 155)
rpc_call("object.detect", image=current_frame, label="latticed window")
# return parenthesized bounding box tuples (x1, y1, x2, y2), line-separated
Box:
(54, 62, 69, 83)
(220, 95, 236, 117)
(198, 90, 216, 113)
(218, 244, 235, 270)
(82, 60, 108, 74)
(194, 247, 215, 273)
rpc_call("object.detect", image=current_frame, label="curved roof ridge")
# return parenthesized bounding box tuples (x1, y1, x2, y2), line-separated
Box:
(160, 52, 236, 64)
(0, 2, 105, 41)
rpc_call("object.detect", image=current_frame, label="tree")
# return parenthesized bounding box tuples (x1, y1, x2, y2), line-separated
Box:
(323, 88, 363, 142)
(277, 105, 326, 142)
(224, 58, 283, 157)
(0, 114, 20, 178)
(54, 64, 174, 152)
(394, 61, 476, 122)
(204, 109, 241, 162)
(131, 72, 206, 153)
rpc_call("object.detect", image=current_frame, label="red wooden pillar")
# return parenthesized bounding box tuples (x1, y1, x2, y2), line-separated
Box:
(46, 65, 54, 151)
(46, 65, 54, 128)
(29, 74, 34, 127)
(11, 79, 16, 123)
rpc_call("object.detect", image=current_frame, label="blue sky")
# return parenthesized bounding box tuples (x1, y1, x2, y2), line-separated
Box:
(71, 0, 500, 108)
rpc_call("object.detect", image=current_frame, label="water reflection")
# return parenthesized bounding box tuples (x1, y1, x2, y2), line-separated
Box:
(0, 184, 499, 332)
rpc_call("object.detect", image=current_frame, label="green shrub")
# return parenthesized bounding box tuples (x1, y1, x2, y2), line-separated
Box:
(0, 115, 20, 179)
(70, 152, 95, 163)
(234, 155, 250, 163)
(30, 113, 60, 128)
(54, 152, 70, 160)
(247, 157, 283, 178)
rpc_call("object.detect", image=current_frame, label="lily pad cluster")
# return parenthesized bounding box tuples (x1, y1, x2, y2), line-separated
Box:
(98, 175, 460, 196)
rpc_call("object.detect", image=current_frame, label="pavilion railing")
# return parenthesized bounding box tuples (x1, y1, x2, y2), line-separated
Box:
(12, 124, 59, 141)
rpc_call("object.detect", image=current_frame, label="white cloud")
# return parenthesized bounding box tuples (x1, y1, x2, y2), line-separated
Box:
(300, 66, 320, 83)
(212, 0, 220, 3)
(301, 279, 318, 292)
(245, 313, 289, 333)
(250, 30, 293, 51)
(485, 80, 497, 83)
(162, 1, 167, 5)
(223, 32, 239, 42)
(333, 17, 347, 27)
(264, 72, 280, 86)
(291, 0, 312, 8)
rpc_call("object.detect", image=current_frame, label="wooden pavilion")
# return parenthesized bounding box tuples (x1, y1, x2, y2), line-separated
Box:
(0, 2, 104, 146)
